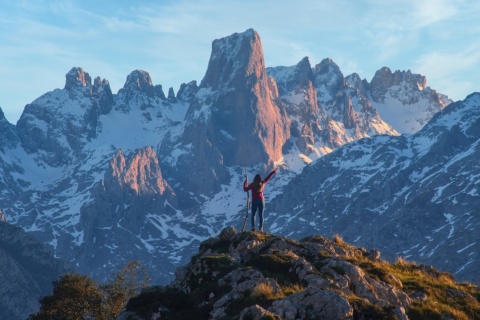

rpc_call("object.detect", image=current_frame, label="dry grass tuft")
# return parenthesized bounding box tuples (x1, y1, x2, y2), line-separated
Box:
(251, 282, 285, 301)
(333, 233, 345, 245)
(281, 283, 305, 296)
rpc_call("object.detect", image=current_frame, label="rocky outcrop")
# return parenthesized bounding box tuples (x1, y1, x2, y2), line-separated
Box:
(104, 147, 173, 198)
(0, 222, 71, 320)
(120, 228, 479, 320)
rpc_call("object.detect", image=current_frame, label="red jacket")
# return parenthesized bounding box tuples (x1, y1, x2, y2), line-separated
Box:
(243, 170, 276, 201)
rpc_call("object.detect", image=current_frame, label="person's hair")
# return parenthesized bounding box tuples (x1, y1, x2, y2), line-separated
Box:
(253, 174, 263, 192)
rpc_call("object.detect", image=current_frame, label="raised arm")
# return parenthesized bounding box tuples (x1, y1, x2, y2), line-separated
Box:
(263, 168, 277, 184)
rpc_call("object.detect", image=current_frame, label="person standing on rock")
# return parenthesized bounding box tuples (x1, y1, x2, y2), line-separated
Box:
(243, 168, 277, 232)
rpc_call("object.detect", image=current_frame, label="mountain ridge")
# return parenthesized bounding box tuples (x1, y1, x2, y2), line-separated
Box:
(268, 92, 480, 284)
(0, 28, 466, 296)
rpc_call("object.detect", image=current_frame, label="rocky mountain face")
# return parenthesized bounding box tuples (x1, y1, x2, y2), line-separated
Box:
(160, 29, 290, 198)
(0, 26, 463, 310)
(118, 228, 480, 320)
(267, 57, 451, 163)
(0, 219, 71, 320)
(268, 92, 480, 284)
(367, 67, 451, 133)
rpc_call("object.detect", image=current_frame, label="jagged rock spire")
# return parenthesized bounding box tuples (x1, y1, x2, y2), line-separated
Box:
(122, 70, 166, 99)
(197, 28, 290, 165)
(65, 67, 92, 90)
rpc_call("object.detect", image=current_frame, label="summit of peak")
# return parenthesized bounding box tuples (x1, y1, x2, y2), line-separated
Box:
(65, 67, 92, 90)
(200, 28, 264, 90)
(121, 69, 165, 98)
(124, 69, 153, 90)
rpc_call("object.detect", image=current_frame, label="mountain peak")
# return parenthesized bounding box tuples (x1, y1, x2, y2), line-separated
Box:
(123, 69, 152, 92)
(65, 67, 92, 90)
(267, 57, 314, 96)
(313, 58, 345, 100)
(200, 28, 262, 90)
(117, 69, 165, 100)
(370, 67, 427, 101)
(194, 28, 289, 165)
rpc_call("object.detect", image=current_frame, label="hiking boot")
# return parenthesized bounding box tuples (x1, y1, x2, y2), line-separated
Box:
(259, 227, 263, 232)
(251, 227, 255, 232)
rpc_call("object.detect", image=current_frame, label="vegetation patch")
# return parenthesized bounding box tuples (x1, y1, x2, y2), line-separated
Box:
(30, 261, 150, 320)
(347, 255, 480, 319)
(281, 283, 305, 296)
(223, 283, 285, 320)
(186, 254, 237, 291)
(246, 252, 298, 285)
(251, 282, 285, 301)
(357, 261, 400, 288)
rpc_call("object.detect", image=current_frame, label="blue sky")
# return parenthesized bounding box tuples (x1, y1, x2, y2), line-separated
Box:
(1, 0, 479, 123)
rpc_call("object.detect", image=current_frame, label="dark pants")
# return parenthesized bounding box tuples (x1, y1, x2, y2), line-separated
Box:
(251, 199, 265, 230)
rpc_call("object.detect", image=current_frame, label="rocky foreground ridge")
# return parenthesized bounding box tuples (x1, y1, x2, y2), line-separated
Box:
(118, 227, 480, 320)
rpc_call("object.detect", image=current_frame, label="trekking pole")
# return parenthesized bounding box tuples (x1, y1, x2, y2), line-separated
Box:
(241, 165, 250, 232)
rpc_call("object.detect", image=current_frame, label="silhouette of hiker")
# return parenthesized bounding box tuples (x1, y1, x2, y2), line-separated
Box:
(243, 168, 277, 232)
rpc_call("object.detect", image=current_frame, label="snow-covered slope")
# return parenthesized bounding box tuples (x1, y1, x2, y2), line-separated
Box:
(367, 67, 451, 133)
(0, 29, 460, 289)
(268, 92, 480, 284)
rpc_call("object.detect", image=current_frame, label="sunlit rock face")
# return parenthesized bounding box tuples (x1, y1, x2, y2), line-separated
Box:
(104, 147, 172, 197)
(199, 28, 290, 166)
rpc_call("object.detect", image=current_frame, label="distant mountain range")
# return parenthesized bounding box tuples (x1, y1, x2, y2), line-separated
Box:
(2, 28, 477, 316)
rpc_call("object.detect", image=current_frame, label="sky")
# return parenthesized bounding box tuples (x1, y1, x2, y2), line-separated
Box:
(0, 0, 479, 124)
